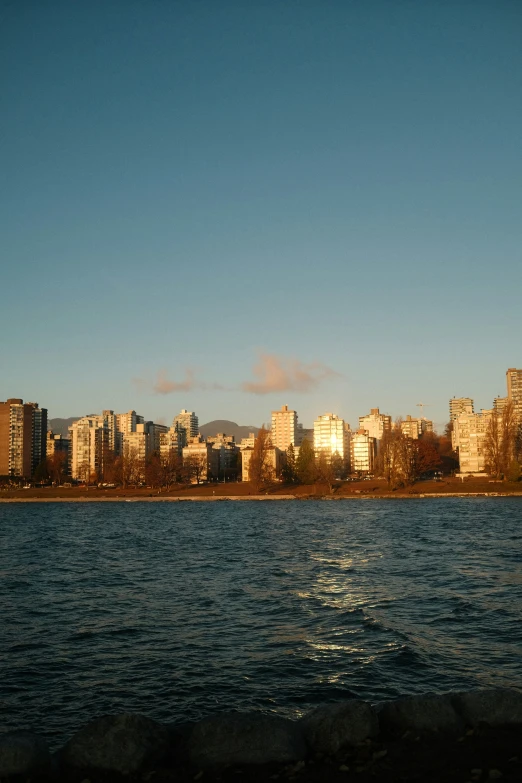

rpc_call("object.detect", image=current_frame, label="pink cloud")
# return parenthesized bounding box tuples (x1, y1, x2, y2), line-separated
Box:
(153, 369, 196, 395)
(242, 353, 339, 395)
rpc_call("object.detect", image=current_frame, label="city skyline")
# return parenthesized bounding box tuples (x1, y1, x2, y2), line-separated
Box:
(2, 2, 521, 430)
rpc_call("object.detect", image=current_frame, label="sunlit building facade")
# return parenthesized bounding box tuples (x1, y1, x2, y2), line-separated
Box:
(449, 397, 474, 421)
(400, 415, 433, 440)
(506, 368, 522, 423)
(173, 409, 199, 448)
(313, 413, 349, 459)
(350, 430, 376, 475)
(358, 408, 391, 441)
(271, 405, 298, 451)
(453, 409, 493, 474)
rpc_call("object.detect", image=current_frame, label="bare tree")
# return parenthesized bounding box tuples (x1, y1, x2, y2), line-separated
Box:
(485, 401, 519, 479)
(145, 452, 163, 489)
(316, 450, 344, 493)
(77, 461, 91, 485)
(121, 445, 140, 488)
(248, 427, 273, 492)
(376, 424, 415, 489)
(161, 452, 181, 489)
(183, 454, 206, 485)
(48, 451, 67, 485)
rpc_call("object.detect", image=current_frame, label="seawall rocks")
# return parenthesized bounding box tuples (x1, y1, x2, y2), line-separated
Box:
(59, 713, 169, 774)
(188, 712, 307, 768)
(301, 700, 379, 754)
(1, 688, 521, 778)
(0, 731, 51, 778)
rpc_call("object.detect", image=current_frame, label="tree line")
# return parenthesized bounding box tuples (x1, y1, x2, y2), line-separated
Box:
(247, 424, 459, 493)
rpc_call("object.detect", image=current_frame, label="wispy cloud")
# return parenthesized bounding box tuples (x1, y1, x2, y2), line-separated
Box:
(132, 369, 231, 395)
(242, 353, 339, 395)
(153, 369, 196, 395)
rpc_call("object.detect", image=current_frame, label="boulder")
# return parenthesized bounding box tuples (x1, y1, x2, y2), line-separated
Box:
(188, 712, 307, 768)
(379, 693, 463, 735)
(452, 688, 522, 727)
(301, 700, 378, 755)
(0, 731, 51, 777)
(60, 713, 169, 774)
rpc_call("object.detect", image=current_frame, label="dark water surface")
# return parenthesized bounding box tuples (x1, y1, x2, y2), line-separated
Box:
(1, 498, 521, 746)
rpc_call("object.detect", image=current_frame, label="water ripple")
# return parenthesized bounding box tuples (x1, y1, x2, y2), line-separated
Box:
(0, 498, 521, 747)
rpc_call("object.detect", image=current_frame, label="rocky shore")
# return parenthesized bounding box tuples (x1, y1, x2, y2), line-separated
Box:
(1, 688, 521, 782)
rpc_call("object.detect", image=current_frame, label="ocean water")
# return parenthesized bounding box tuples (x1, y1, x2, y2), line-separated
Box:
(1, 498, 521, 747)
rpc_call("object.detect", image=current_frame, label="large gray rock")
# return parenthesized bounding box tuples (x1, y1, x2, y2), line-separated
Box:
(188, 712, 307, 768)
(379, 693, 463, 735)
(0, 731, 51, 777)
(301, 700, 378, 754)
(60, 713, 169, 774)
(452, 688, 522, 727)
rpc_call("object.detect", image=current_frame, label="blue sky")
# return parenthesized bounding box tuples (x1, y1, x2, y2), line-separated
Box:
(1, 1, 521, 431)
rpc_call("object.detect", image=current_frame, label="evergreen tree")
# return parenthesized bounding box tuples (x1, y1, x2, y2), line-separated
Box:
(281, 443, 297, 484)
(296, 438, 316, 485)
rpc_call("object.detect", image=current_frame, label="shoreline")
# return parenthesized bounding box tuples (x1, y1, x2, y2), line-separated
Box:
(2, 491, 522, 503)
(2, 687, 522, 782)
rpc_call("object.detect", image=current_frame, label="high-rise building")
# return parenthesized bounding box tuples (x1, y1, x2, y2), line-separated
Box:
(400, 415, 433, 440)
(358, 408, 391, 441)
(493, 397, 509, 414)
(69, 415, 110, 481)
(238, 432, 257, 450)
(271, 405, 298, 451)
(149, 422, 169, 453)
(122, 423, 152, 480)
(27, 402, 48, 475)
(182, 435, 219, 482)
(159, 427, 182, 460)
(241, 445, 283, 482)
(449, 397, 474, 421)
(116, 410, 138, 435)
(350, 430, 376, 475)
(506, 368, 522, 422)
(46, 430, 70, 475)
(0, 398, 48, 478)
(296, 424, 314, 446)
(173, 409, 199, 448)
(453, 409, 493, 474)
(313, 413, 350, 459)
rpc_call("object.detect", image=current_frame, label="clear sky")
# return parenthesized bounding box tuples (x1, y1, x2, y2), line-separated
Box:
(1, 1, 521, 431)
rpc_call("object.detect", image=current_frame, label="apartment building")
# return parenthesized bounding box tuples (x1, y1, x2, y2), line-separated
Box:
(358, 408, 391, 441)
(238, 432, 257, 450)
(449, 397, 474, 421)
(271, 405, 298, 451)
(46, 431, 70, 474)
(400, 415, 433, 440)
(241, 446, 283, 482)
(296, 424, 314, 445)
(173, 409, 199, 448)
(350, 430, 376, 475)
(313, 413, 350, 459)
(0, 398, 48, 478)
(493, 397, 509, 414)
(149, 422, 169, 453)
(206, 433, 238, 474)
(182, 436, 219, 482)
(116, 410, 138, 437)
(453, 409, 493, 474)
(159, 427, 182, 460)
(506, 368, 522, 422)
(69, 415, 110, 481)
(28, 403, 48, 475)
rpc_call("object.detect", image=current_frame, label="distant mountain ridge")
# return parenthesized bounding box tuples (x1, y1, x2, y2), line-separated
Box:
(49, 417, 260, 442)
(49, 417, 81, 437)
(198, 420, 260, 441)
